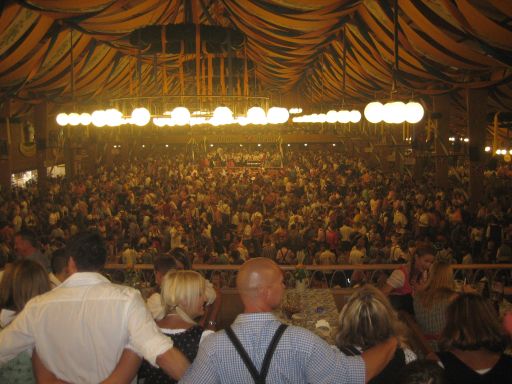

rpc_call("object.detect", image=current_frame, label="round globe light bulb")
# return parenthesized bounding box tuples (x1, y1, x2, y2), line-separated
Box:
(106, 108, 123, 127)
(405, 102, 424, 124)
(326, 110, 338, 124)
(383, 102, 406, 124)
(247, 107, 266, 124)
(213, 106, 233, 125)
(349, 110, 362, 123)
(237, 116, 249, 126)
(68, 113, 80, 126)
(92, 110, 107, 127)
(337, 110, 351, 124)
(56, 113, 69, 126)
(153, 118, 165, 127)
(267, 107, 289, 124)
(364, 102, 384, 123)
(317, 113, 327, 123)
(131, 107, 151, 126)
(171, 107, 190, 126)
(79, 113, 92, 126)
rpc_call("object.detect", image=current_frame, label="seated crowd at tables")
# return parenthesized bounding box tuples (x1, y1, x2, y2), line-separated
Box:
(0, 148, 511, 382)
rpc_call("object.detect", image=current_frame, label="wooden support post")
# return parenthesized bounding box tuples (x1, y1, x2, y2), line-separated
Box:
(64, 127, 75, 180)
(433, 94, 450, 189)
(466, 88, 488, 211)
(0, 101, 12, 193)
(412, 119, 426, 180)
(34, 102, 48, 194)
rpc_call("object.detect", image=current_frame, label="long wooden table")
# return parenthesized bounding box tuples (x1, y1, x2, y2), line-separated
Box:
(274, 288, 340, 345)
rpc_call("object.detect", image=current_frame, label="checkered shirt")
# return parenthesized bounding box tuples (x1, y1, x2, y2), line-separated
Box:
(179, 312, 365, 384)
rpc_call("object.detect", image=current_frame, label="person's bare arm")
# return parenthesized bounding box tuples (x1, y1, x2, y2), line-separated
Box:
(156, 347, 190, 380)
(101, 349, 142, 384)
(200, 288, 222, 330)
(380, 283, 394, 295)
(361, 337, 398, 383)
(32, 350, 69, 384)
(33, 349, 141, 384)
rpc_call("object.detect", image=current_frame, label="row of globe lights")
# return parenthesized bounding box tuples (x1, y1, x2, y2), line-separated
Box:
(114, 143, 332, 148)
(292, 109, 362, 124)
(364, 101, 425, 124)
(449, 137, 470, 143)
(492, 148, 512, 155)
(56, 106, 291, 127)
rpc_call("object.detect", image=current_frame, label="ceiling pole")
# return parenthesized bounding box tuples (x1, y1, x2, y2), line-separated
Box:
(0, 101, 12, 192)
(161, 25, 167, 95)
(342, 26, 346, 108)
(69, 28, 76, 109)
(433, 94, 450, 190)
(194, 0, 201, 97)
(392, 0, 399, 94)
(467, 88, 488, 212)
(227, 30, 233, 97)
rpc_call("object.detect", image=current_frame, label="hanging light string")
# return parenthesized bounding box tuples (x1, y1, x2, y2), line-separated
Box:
(70, 28, 75, 108)
(392, 0, 399, 95)
(342, 25, 347, 108)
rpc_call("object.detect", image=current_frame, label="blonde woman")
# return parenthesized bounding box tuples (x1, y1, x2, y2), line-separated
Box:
(337, 284, 416, 384)
(140, 270, 213, 384)
(0, 260, 50, 383)
(413, 262, 457, 351)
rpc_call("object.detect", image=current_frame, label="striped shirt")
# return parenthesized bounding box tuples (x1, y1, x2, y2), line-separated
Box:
(179, 312, 365, 384)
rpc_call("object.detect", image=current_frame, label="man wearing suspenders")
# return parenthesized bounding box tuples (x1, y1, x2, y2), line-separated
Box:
(180, 258, 397, 383)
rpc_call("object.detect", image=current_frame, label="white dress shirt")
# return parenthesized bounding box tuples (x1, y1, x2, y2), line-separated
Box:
(0, 272, 173, 384)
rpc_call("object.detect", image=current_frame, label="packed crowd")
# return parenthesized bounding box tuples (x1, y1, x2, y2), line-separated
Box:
(203, 147, 282, 168)
(0, 147, 511, 383)
(0, 148, 511, 274)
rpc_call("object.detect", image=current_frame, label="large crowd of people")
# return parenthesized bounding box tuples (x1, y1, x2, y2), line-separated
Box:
(0, 147, 511, 382)
(0, 148, 510, 274)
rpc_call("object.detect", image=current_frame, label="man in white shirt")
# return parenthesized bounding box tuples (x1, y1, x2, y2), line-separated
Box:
(0, 231, 189, 383)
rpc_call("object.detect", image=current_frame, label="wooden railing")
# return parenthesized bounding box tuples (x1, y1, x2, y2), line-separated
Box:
(103, 263, 512, 289)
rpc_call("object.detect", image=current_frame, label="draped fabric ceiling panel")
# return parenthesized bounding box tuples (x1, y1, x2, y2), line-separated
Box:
(0, 0, 511, 133)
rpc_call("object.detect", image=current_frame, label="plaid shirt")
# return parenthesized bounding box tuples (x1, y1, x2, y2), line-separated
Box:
(179, 312, 365, 384)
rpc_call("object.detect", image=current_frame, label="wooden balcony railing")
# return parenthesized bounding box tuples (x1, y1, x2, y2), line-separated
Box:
(103, 263, 512, 289)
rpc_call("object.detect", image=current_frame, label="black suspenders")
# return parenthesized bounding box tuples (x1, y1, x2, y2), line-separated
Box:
(225, 324, 288, 384)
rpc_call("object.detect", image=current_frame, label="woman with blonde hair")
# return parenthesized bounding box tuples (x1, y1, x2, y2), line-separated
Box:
(413, 262, 457, 351)
(139, 270, 213, 383)
(337, 284, 416, 384)
(0, 260, 50, 383)
(436, 293, 512, 383)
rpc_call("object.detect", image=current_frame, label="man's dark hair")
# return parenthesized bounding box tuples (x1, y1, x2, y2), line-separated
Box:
(170, 247, 191, 270)
(397, 360, 448, 384)
(15, 229, 38, 248)
(66, 231, 106, 272)
(51, 248, 69, 275)
(153, 255, 178, 275)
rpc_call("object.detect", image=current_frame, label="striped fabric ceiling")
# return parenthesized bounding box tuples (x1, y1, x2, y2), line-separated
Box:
(0, 0, 511, 127)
